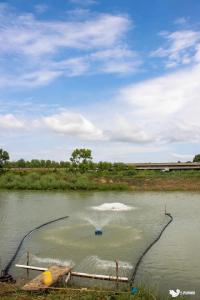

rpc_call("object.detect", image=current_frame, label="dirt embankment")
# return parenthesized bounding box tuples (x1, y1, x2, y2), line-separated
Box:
(95, 176, 200, 191)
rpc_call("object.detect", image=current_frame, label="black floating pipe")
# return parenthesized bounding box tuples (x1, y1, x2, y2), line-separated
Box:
(130, 212, 173, 286)
(1, 215, 69, 280)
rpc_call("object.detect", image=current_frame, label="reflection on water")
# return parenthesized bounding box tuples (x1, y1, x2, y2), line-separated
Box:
(0, 191, 200, 298)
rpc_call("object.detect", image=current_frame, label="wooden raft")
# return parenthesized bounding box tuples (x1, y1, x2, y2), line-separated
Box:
(22, 266, 71, 291)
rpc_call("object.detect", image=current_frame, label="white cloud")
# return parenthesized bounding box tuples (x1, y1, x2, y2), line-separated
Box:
(50, 57, 90, 76)
(0, 114, 25, 129)
(0, 7, 137, 87)
(0, 13, 130, 56)
(2, 61, 200, 147)
(108, 116, 152, 143)
(42, 111, 104, 140)
(120, 64, 200, 117)
(161, 121, 200, 143)
(172, 153, 194, 161)
(152, 29, 200, 68)
(3, 57, 200, 158)
(0, 70, 62, 88)
(90, 47, 141, 74)
(118, 63, 200, 144)
(91, 143, 167, 162)
(91, 47, 134, 60)
(20, 70, 62, 87)
(29, 59, 198, 145)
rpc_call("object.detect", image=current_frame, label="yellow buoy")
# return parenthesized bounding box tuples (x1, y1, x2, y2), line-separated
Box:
(42, 271, 53, 286)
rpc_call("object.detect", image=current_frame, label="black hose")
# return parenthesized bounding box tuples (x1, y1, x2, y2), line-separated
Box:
(130, 212, 173, 285)
(2, 215, 69, 276)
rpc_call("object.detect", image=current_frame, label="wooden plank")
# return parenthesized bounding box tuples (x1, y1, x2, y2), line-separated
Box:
(22, 266, 71, 291)
(71, 271, 128, 283)
(16, 264, 129, 284)
(16, 264, 47, 272)
(65, 272, 71, 285)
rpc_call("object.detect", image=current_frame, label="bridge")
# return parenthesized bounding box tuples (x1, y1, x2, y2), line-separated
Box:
(7, 162, 200, 171)
(129, 163, 200, 171)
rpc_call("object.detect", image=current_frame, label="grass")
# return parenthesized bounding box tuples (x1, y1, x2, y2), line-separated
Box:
(0, 170, 129, 191)
(0, 283, 187, 300)
(0, 169, 200, 191)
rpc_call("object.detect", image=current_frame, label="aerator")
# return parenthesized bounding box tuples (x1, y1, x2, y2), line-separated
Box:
(95, 228, 103, 235)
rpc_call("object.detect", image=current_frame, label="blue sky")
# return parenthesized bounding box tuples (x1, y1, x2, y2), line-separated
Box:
(1, 0, 200, 162)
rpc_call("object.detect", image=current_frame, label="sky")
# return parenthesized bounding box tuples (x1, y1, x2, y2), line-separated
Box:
(1, 0, 200, 162)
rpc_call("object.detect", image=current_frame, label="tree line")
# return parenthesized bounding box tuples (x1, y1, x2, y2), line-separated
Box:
(1, 148, 200, 173)
(0, 148, 135, 173)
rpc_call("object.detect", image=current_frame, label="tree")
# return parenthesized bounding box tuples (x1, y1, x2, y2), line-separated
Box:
(70, 149, 92, 164)
(30, 159, 41, 168)
(193, 154, 200, 162)
(0, 148, 10, 171)
(16, 159, 26, 168)
(70, 148, 93, 172)
(97, 161, 112, 171)
(113, 162, 127, 171)
(45, 160, 52, 168)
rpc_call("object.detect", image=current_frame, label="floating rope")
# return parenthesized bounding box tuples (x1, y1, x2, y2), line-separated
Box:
(1, 215, 69, 280)
(130, 212, 173, 286)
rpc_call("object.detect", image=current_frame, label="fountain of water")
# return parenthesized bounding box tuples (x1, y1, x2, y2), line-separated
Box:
(84, 202, 135, 235)
(91, 202, 135, 212)
(84, 213, 114, 235)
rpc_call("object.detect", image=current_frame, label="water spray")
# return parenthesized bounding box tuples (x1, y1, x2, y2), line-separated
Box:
(86, 202, 135, 236)
(0, 215, 69, 283)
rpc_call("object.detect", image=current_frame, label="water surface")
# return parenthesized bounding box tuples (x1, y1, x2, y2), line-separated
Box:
(0, 191, 199, 298)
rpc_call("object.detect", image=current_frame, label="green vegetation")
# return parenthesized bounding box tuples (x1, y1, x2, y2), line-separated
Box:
(1, 168, 200, 191)
(193, 153, 200, 162)
(0, 148, 9, 173)
(0, 283, 187, 300)
(70, 148, 93, 173)
(0, 170, 129, 191)
(1, 148, 200, 191)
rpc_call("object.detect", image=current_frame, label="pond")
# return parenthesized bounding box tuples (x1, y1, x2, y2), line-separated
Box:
(0, 191, 199, 298)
